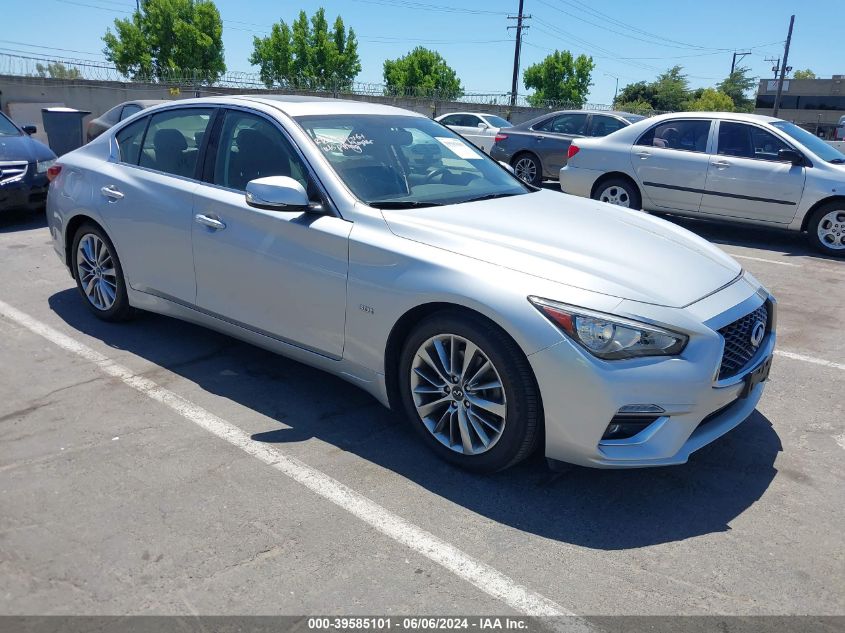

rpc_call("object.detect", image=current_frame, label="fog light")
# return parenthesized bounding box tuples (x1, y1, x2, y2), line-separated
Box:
(601, 415, 661, 441)
(617, 404, 665, 415)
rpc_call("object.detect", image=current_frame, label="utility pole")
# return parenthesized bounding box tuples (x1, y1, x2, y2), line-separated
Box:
(765, 56, 781, 79)
(772, 15, 795, 118)
(507, 0, 530, 110)
(605, 73, 619, 105)
(730, 51, 751, 75)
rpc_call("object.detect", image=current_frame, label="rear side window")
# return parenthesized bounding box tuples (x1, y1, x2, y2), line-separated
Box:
(115, 117, 148, 165)
(589, 115, 626, 137)
(120, 104, 142, 121)
(212, 110, 309, 192)
(637, 120, 711, 153)
(139, 108, 214, 178)
(535, 113, 588, 135)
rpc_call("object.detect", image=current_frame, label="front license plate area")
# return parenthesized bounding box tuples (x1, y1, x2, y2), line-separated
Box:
(739, 355, 773, 399)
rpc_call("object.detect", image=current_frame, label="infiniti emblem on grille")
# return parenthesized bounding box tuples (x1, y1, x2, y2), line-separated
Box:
(750, 321, 766, 348)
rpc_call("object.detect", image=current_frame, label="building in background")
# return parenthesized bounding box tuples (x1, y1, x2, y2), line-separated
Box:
(755, 75, 845, 139)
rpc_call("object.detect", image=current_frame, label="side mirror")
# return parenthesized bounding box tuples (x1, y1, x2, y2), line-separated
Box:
(22, 124, 37, 135)
(245, 176, 311, 211)
(778, 148, 804, 166)
(477, 122, 489, 130)
(499, 161, 515, 174)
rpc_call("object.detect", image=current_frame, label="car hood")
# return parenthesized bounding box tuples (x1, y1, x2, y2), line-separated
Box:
(0, 134, 56, 162)
(382, 189, 742, 308)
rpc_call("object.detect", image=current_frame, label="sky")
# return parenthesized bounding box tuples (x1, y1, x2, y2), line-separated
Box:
(1, 0, 842, 104)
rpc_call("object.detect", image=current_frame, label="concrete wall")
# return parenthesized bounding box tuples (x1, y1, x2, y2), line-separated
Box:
(0, 74, 553, 131)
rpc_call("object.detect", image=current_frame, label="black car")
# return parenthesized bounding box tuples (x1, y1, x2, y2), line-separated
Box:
(0, 112, 57, 214)
(489, 109, 645, 185)
(86, 100, 166, 142)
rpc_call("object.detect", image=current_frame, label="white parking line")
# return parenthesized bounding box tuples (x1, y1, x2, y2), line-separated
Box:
(0, 299, 584, 624)
(775, 349, 845, 371)
(730, 254, 802, 268)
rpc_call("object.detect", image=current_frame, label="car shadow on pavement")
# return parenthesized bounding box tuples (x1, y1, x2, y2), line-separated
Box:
(0, 210, 47, 234)
(48, 289, 782, 551)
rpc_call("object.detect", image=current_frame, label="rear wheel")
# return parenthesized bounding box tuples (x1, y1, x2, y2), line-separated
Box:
(512, 153, 542, 186)
(71, 223, 134, 321)
(592, 177, 642, 210)
(807, 202, 845, 256)
(398, 311, 541, 473)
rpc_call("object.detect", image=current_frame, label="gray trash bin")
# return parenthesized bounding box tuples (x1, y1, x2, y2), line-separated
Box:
(41, 107, 91, 156)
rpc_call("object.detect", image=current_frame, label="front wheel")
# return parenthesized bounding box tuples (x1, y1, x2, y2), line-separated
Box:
(71, 223, 135, 321)
(512, 153, 542, 186)
(807, 203, 845, 256)
(398, 312, 541, 473)
(592, 178, 642, 210)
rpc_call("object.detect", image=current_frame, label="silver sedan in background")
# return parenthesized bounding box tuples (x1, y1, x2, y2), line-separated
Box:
(560, 111, 845, 256)
(48, 96, 775, 472)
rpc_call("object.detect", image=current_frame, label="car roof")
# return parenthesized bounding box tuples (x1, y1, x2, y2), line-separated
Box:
(437, 112, 503, 118)
(647, 111, 781, 124)
(147, 94, 427, 118)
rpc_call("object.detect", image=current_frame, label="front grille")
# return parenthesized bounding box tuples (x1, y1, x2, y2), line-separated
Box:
(717, 304, 769, 380)
(0, 161, 28, 186)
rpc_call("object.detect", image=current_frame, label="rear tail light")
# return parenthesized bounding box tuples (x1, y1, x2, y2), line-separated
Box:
(494, 133, 508, 143)
(46, 164, 62, 182)
(567, 144, 580, 159)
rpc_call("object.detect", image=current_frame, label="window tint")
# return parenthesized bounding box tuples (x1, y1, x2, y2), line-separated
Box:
(115, 117, 148, 165)
(213, 110, 308, 192)
(120, 104, 142, 121)
(484, 115, 512, 128)
(717, 122, 791, 161)
(536, 113, 588, 135)
(637, 120, 710, 152)
(439, 115, 460, 126)
(589, 115, 626, 137)
(139, 108, 213, 178)
(0, 112, 22, 137)
(442, 114, 480, 127)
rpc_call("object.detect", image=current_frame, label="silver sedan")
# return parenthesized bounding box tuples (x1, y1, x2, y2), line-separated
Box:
(559, 111, 845, 256)
(47, 96, 776, 472)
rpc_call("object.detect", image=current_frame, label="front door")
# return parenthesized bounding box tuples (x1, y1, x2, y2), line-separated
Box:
(700, 120, 806, 224)
(191, 108, 351, 359)
(629, 118, 713, 213)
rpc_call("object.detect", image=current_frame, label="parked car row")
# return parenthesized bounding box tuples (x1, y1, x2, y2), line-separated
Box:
(0, 111, 56, 214)
(47, 95, 777, 473)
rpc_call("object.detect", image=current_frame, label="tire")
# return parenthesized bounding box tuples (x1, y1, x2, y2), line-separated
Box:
(806, 202, 845, 257)
(511, 152, 543, 187)
(398, 311, 541, 473)
(71, 222, 135, 321)
(592, 177, 642, 210)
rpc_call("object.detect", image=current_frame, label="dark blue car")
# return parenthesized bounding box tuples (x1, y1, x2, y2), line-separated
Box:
(0, 111, 57, 213)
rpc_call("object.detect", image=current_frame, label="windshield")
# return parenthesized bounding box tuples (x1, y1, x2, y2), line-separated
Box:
(0, 112, 22, 137)
(295, 114, 531, 208)
(484, 115, 512, 128)
(771, 120, 845, 163)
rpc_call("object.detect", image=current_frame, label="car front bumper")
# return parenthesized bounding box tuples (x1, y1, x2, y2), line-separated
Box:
(529, 277, 776, 468)
(0, 167, 49, 212)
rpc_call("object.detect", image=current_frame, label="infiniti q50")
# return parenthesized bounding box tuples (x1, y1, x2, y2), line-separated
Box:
(47, 95, 776, 472)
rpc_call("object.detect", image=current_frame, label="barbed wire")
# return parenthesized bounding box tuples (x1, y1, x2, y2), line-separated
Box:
(0, 51, 663, 114)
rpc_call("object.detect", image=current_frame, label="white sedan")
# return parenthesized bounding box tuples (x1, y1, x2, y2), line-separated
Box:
(560, 111, 845, 256)
(435, 111, 512, 154)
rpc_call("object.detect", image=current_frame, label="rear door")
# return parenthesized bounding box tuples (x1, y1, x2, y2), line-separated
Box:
(96, 107, 215, 303)
(700, 120, 805, 224)
(532, 112, 588, 176)
(629, 118, 713, 213)
(191, 107, 351, 358)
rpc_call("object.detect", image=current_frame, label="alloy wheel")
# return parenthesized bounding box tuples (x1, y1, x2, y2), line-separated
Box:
(598, 185, 631, 207)
(76, 233, 118, 311)
(410, 334, 507, 455)
(514, 157, 537, 184)
(817, 210, 845, 250)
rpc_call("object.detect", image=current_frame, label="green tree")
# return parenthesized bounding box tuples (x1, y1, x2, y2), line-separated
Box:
(717, 66, 756, 112)
(251, 8, 360, 89)
(614, 98, 655, 115)
(522, 50, 594, 107)
(102, 0, 225, 82)
(616, 80, 656, 108)
(383, 47, 463, 99)
(686, 88, 735, 112)
(652, 65, 690, 111)
(793, 68, 816, 79)
(35, 62, 81, 79)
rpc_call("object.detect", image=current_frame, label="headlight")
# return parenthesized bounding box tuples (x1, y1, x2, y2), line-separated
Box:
(36, 159, 56, 174)
(529, 296, 688, 360)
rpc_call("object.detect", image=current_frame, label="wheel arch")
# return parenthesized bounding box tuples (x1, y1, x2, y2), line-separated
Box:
(800, 195, 845, 232)
(590, 171, 641, 200)
(64, 214, 109, 277)
(511, 149, 544, 177)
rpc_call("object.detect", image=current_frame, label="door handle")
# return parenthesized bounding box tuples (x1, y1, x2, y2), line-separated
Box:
(194, 213, 226, 231)
(711, 160, 731, 168)
(635, 151, 651, 159)
(534, 136, 544, 141)
(100, 185, 124, 201)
